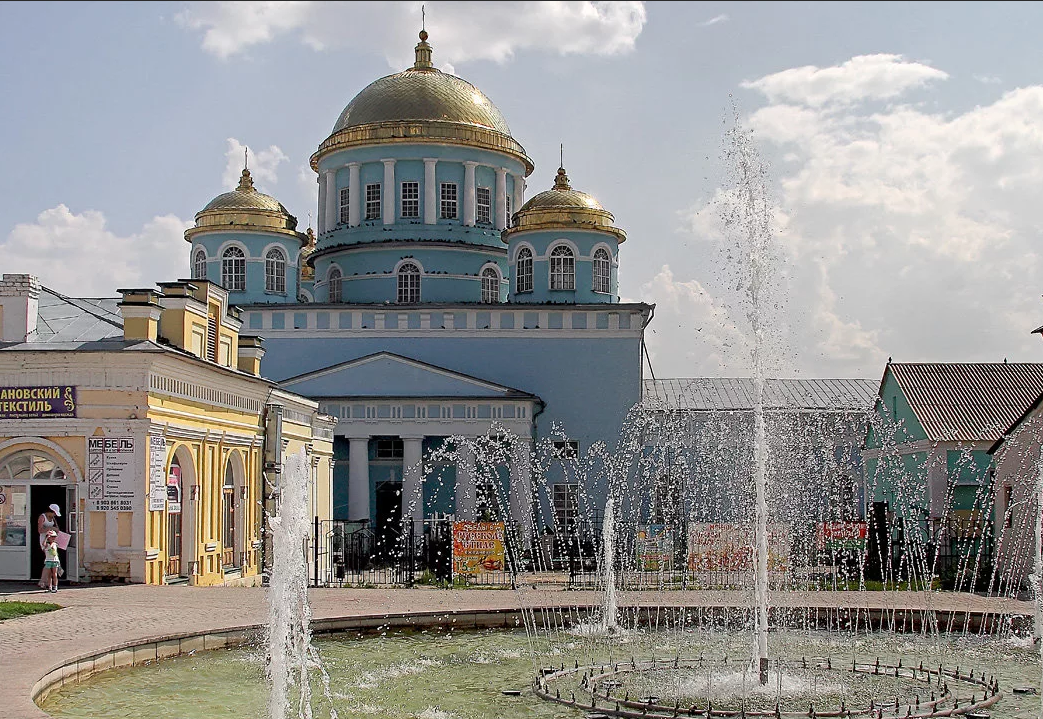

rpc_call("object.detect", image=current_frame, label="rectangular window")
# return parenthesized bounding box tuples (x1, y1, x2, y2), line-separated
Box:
(476, 186, 491, 224)
(339, 187, 350, 225)
(365, 183, 381, 220)
(375, 438, 404, 459)
(505, 193, 512, 228)
(0, 484, 27, 546)
(552, 483, 579, 534)
(552, 440, 580, 459)
(440, 182, 458, 219)
(401, 181, 420, 218)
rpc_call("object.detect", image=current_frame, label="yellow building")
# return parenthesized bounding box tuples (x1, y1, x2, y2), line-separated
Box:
(0, 274, 334, 586)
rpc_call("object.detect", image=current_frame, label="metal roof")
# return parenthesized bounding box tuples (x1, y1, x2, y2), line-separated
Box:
(888, 362, 1043, 442)
(643, 378, 878, 412)
(34, 288, 123, 343)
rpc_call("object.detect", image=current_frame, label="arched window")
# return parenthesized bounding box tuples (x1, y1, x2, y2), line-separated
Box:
(481, 267, 501, 303)
(516, 247, 533, 293)
(593, 248, 611, 294)
(221, 458, 237, 568)
(549, 245, 575, 291)
(328, 267, 342, 303)
(192, 249, 207, 280)
(0, 450, 66, 482)
(221, 247, 246, 291)
(0, 450, 66, 549)
(265, 248, 286, 294)
(397, 262, 421, 303)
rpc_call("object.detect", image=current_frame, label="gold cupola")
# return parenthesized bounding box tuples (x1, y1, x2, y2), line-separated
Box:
(503, 167, 626, 243)
(311, 30, 533, 175)
(185, 167, 306, 244)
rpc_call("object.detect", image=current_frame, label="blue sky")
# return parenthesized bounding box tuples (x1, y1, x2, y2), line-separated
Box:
(3, 1, 1043, 379)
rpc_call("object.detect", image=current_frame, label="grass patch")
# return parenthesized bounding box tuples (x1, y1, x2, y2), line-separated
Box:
(0, 600, 60, 621)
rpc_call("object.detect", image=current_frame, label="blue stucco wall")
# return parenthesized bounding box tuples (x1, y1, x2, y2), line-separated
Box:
(190, 231, 302, 305)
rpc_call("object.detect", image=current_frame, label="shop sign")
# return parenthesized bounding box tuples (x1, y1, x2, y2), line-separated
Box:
(87, 436, 136, 512)
(816, 521, 868, 551)
(167, 465, 182, 514)
(0, 386, 76, 419)
(148, 436, 167, 511)
(452, 521, 505, 575)
(687, 523, 790, 572)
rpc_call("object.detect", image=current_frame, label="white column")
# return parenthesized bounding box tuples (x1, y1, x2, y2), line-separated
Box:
(512, 174, 526, 216)
(317, 174, 327, 235)
(402, 436, 425, 526)
(382, 159, 396, 225)
(323, 170, 337, 233)
(423, 159, 438, 225)
(455, 441, 477, 521)
(494, 167, 508, 230)
(509, 436, 535, 552)
(463, 161, 478, 227)
(348, 162, 361, 227)
(348, 437, 370, 522)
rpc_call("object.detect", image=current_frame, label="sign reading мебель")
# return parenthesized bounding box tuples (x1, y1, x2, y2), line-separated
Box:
(87, 437, 136, 512)
(0, 386, 76, 419)
(452, 521, 506, 576)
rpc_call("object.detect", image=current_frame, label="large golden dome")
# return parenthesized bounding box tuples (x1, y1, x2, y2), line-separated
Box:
(504, 168, 626, 243)
(185, 168, 305, 243)
(312, 32, 532, 175)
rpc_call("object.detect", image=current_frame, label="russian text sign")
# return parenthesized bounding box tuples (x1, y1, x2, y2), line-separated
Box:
(87, 436, 136, 512)
(452, 521, 505, 576)
(0, 386, 76, 419)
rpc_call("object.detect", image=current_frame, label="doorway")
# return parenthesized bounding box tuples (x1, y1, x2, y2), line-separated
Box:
(373, 481, 403, 564)
(30, 486, 66, 581)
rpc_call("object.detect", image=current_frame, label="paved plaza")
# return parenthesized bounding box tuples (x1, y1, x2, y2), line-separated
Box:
(0, 581, 1032, 719)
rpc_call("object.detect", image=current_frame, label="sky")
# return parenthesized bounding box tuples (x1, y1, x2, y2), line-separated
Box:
(2, 1, 1043, 381)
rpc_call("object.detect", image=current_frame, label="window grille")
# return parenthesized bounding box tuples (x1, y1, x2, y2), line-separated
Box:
(221, 247, 245, 291)
(401, 181, 419, 218)
(339, 187, 350, 225)
(549, 245, 575, 290)
(552, 483, 579, 534)
(476, 187, 491, 224)
(365, 183, 381, 220)
(481, 267, 500, 303)
(193, 249, 207, 280)
(593, 247, 611, 294)
(375, 438, 404, 459)
(265, 248, 286, 293)
(397, 262, 421, 303)
(552, 440, 579, 459)
(328, 267, 342, 303)
(440, 183, 457, 219)
(516, 247, 533, 293)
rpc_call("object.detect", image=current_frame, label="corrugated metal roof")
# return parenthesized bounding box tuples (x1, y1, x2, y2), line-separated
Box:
(889, 362, 1043, 442)
(34, 288, 123, 342)
(643, 378, 878, 412)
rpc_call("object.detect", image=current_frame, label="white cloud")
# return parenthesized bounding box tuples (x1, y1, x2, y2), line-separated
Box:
(740, 54, 948, 108)
(666, 55, 1043, 378)
(974, 74, 1002, 85)
(0, 206, 191, 297)
(697, 13, 728, 28)
(176, 1, 646, 67)
(223, 138, 289, 191)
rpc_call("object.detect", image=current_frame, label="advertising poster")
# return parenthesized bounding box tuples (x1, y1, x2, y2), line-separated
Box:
(687, 523, 790, 572)
(86, 437, 136, 512)
(452, 521, 505, 575)
(0, 386, 76, 419)
(635, 524, 674, 570)
(167, 465, 182, 514)
(817, 522, 868, 552)
(148, 435, 167, 512)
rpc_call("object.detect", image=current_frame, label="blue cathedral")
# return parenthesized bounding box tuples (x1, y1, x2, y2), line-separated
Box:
(184, 31, 651, 535)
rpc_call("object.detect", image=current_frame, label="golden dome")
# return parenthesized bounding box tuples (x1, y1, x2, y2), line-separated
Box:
(504, 168, 626, 243)
(185, 168, 306, 244)
(312, 32, 532, 175)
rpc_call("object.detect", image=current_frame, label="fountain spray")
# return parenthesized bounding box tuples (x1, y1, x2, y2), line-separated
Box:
(602, 496, 618, 634)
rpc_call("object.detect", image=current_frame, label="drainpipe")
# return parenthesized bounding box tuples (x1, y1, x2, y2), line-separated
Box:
(529, 398, 547, 562)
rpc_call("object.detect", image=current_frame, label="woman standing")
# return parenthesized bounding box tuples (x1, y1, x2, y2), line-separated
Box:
(37, 504, 61, 588)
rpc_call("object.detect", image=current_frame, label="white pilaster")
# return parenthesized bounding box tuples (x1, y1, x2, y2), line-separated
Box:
(317, 174, 327, 235)
(455, 442, 477, 521)
(348, 437, 370, 522)
(509, 437, 534, 549)
(348, 163, 361, 227)
(402, 436, 425, 525)
(494, 168, 508, 230)
(323, 170, 337, 232)
(463, 161, 478, 227)
(424, 159, 438, 225)
(382, 159, 396, 225)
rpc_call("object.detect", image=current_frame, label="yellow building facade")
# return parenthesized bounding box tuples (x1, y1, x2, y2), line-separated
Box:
(0, 274, 334, 586)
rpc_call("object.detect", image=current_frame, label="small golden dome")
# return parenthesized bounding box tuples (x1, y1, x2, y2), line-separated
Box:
(185, 168, 307, 244)
(504, 167, 626, 243)
(312, 30, 532, 175)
